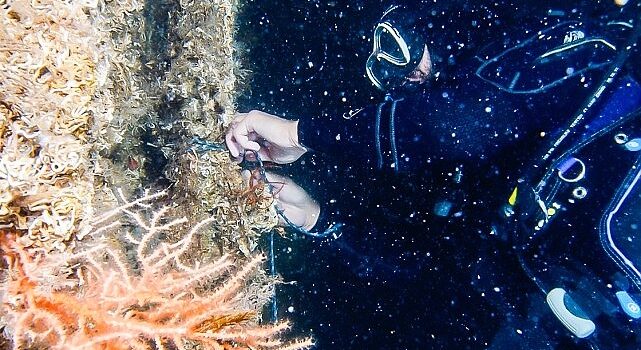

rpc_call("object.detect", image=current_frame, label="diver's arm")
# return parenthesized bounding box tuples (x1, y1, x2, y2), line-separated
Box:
(226, 109, 374, 166)
(297, 110, 378, 168)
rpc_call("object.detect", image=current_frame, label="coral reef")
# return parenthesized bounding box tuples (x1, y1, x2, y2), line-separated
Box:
(90, 0, 163, 200)
(158, 0, 277, 258)
(0, 190, 313, 350)
(0, 0, 97, 251)
(165, 0, 243, 134)
(0, 0, 300, 347)
(89, 0, 277, 258)
(0, 0, 276, 258)
(166, 149, 279, 257)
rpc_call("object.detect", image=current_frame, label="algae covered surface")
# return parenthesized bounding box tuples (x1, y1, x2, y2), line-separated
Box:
(0, 0, 97, 252)
(0, 0, 309, 348)
(0, 0, 277, 262)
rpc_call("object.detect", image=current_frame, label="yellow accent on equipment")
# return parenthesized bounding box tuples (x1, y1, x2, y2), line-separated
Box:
(508, 187, 518, 206)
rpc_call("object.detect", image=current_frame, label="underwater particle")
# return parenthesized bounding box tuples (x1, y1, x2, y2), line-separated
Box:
(547, 9, 566, 16)
(516, 329, 523, 335)
(288, 306, 295, 313)
(433, 200, 453, 217)
(493, 287, 501, 292)
(485, 106, 492, 113)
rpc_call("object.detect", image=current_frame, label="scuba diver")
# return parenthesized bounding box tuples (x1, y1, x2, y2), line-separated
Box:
(227, 1, 641, 349)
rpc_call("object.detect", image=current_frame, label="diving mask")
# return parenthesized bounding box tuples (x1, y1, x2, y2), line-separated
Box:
(365, 6, 428, 92)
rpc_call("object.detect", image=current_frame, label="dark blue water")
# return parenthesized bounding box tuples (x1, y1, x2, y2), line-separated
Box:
(237, 0, 388, 120)
(237, 1, 641, 349)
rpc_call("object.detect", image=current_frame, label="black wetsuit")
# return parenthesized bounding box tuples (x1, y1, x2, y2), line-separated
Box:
(274, 5, 641, 350)
(296, 18, 640, 260)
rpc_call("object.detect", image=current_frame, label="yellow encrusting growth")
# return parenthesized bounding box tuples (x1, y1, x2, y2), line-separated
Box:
(166, 149, 279, 257)
(166, 0, 244, 134)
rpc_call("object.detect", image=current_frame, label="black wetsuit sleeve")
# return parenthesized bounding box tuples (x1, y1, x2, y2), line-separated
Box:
(297, 114, 334, 153)
(281, 150, 368, 234)
(298, 68, 528, 168)
(298, 110, 378, 168)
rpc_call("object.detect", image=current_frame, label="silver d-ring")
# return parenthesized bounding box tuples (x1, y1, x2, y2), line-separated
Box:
(572, 186, 587, 199)
(614, 133, 628, 145)
(557, 157, 586, 183)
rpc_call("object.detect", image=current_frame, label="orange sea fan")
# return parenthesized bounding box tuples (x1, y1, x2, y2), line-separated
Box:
(0, 189, 314, 350)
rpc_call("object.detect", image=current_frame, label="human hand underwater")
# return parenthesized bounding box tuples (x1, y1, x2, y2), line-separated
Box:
(244, 170, 320, 230)
(226, 110, 307, 164)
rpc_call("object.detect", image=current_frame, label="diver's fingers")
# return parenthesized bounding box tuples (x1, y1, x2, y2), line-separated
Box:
(226, 113, 249, 158)
(225, 130, 241, 158)
(240, 169, 251, 184)
(264, 171, 287, 197)
(264, 171, 286, 181)
(232, 122, 260, 153)
(256, 145, 274, 162)
(266, 172, 306, 204)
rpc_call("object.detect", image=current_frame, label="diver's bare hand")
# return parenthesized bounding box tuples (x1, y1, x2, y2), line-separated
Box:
(226, 110, 307, 164)
(267, 172, 320, 230)
(243, 170, 320, 230)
